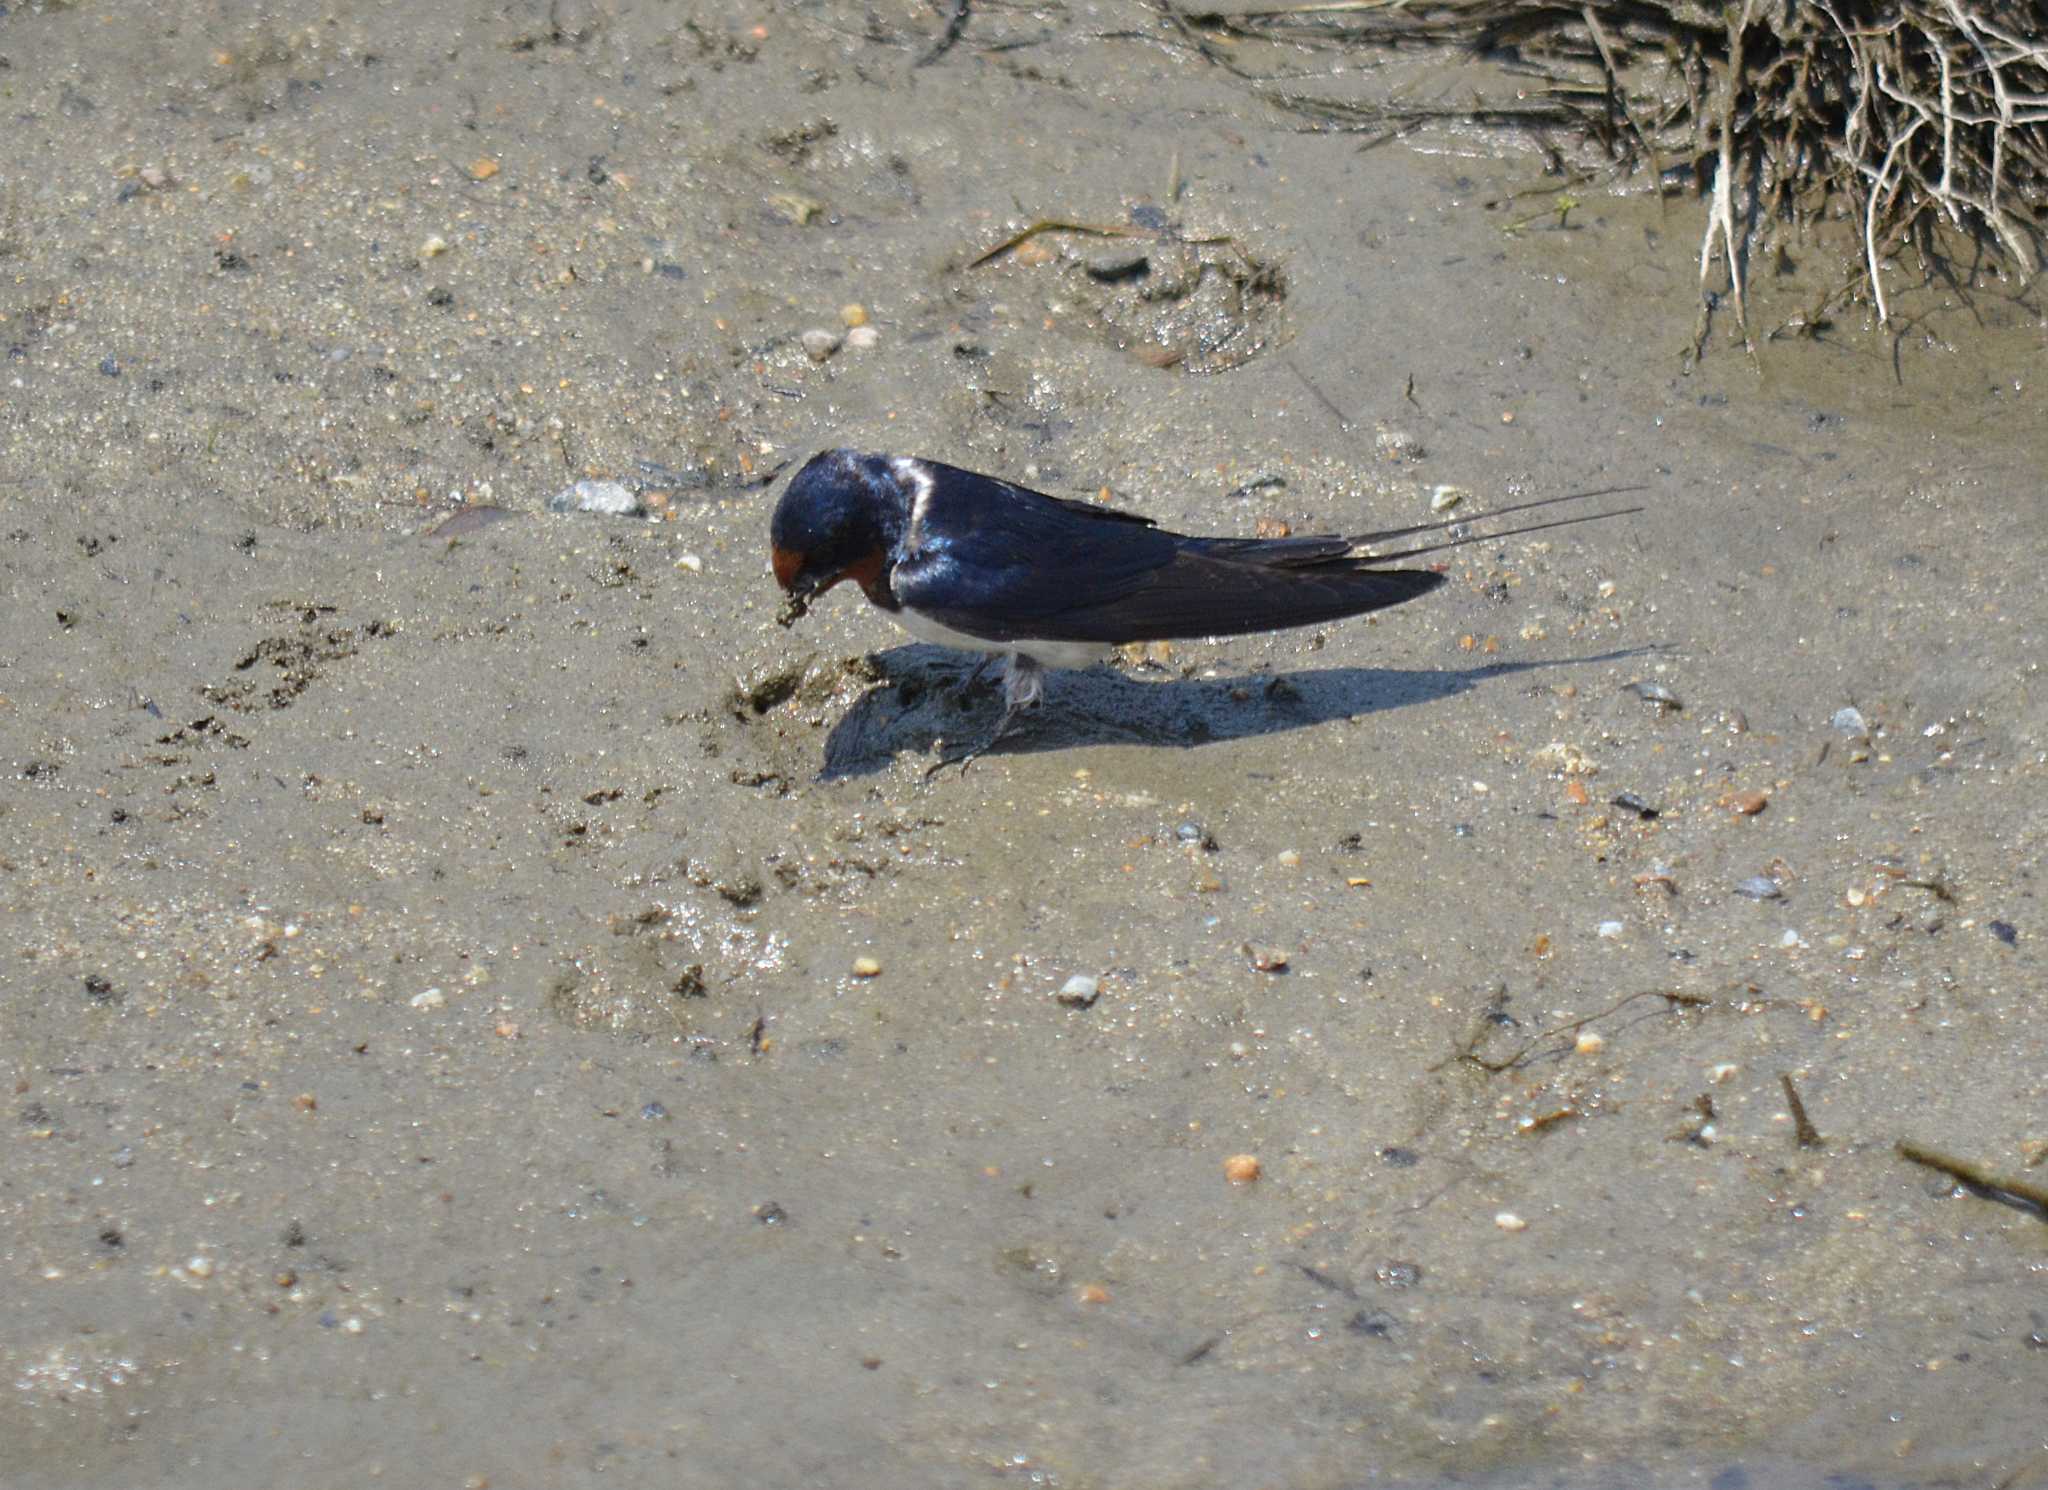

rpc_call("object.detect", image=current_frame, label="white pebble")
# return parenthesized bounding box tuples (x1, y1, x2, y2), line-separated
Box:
(1596, 920, 1624, 939)
(187, 1256, 215, 1278)
(800, 328, 843, 362)
(1494, 1212, 1527, 1232)
(1708, 1062, 1739, 1083)
(1430, 485, 1466, 512)
(1276, 850, 1301, 868)
(845, 324, 880, 350)
(851, 956, 882, 978)
(547, 478, 643, 518)
(1575, 1031, 1605, 1055)
(420, 234, 449, 258)
(1056, 975, 1099, 1007)
(410, 987, 446, 1010)
(675, 553, 703, 573)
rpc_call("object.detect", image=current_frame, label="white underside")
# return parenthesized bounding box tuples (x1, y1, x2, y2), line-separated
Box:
(894, 606, 1111, 671)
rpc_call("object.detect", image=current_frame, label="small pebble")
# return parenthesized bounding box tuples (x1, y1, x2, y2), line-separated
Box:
(187, 1256, 215, 1278)
(547, 478, 645, 518)
(1429, 485, 1466, 512)
(1779, 929, 1803, 947)
(1723, 789, 1768, 815)
(420, 234, 449, 258)
(410, 986, 446, 1010)
(1077, 1283, 1112, 1305)
(1735, 876, 1783, 901)
(1611, 791, 1659, 820)
(1845, 886, 1867, 907)
(470, 158, 500, 181)
(1276, 849, 1301, 868)
(1708, 1062, 1739, 1083)
(1596, 920, 1624, 940)
(800, 328, 843, 363)
(1531, 741, 1598, 776)
(1575, 1031, 1605, 1055)
(845, 325, 880, 351)
(851, 956, 882, 978)
(840, 303, 869, 327)
(1989, 920, 2018, 946)
(1830, 706, 1868, 735)
(1494, 1212, 1527, 1232)
(1624, 680, 1684, 711)
(1243, 944, 1288, 973)
(1055, 974, 1100, 1008)
(1374, 427, 1424, 462)
(675, 553, 703, 573)
(1223, 1154, 1262, 1185)
(1084, 247, 1150, 280)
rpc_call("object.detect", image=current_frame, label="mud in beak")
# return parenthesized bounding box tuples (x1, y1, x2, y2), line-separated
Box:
(771, 546, 815, 627)
(775, 587, 814, 628)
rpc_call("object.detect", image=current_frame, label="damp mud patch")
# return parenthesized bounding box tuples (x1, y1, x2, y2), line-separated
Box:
(964, 215, 1288, 374)
(704, 651, 888, 788)
(200, 602, 394, 714)
(543, 892, 789, 1042)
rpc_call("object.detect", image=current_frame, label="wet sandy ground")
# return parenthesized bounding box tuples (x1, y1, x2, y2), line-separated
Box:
(2, 2, 2045, 1487)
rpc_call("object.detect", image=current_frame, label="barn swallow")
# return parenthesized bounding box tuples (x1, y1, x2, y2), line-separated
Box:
(770, 449, 1638, 771)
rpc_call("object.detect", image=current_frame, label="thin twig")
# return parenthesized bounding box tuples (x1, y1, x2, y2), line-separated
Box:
(1897, 1139, 2048, 1217)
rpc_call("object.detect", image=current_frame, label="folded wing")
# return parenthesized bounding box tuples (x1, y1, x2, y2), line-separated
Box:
(891, 463, 1445, 644)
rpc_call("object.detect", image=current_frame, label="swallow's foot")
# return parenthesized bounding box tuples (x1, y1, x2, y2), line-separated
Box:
(923, 711, 1029, 780)
(923, 653, 1042, 781)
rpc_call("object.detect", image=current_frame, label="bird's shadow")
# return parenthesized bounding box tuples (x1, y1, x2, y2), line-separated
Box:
(819, 643, 1656, 780)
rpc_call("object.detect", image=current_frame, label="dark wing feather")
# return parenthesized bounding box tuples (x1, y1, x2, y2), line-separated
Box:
(1030, 548, 1445, 642)
(889, 466, 1181, 641)
(890, 464, 1444, 645)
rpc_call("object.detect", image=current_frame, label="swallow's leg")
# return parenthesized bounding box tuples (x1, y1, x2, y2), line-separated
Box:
(926, 653, 1043, 779)
(954, 650, 1000, 699)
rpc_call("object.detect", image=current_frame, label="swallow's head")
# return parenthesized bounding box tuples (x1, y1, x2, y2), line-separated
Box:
(769, 449, 896, 625)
